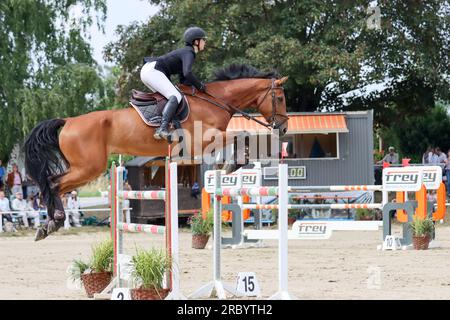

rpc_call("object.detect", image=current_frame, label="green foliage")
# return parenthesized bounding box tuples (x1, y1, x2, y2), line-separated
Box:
(0, 0, 108, 160)
(68, 239, 113, 280)
(189, 211, 213, 235)
(132, 248, 171, 291)
(107, 154, 135, 170)
(105, 0, 449, 127)
(380, 103, 450, 162)
(288, 210, 300, 219)
(355, 208, 374, 220)
(410, 216, 434, 237)
(69, 259, 91, 281)
(90, 239, 114, 273)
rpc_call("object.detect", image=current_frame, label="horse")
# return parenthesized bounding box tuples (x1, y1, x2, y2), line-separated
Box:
(24, 64, 289, 241)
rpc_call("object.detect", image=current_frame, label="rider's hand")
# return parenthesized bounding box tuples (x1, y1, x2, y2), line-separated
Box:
(199, 82, 207, 93)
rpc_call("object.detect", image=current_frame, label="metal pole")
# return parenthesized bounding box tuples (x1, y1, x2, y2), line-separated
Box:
(116, 164, 124, 287)
(269, 163, 297, 300)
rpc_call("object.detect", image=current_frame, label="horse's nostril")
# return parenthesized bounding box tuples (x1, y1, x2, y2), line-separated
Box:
(283, 128, 287, 134)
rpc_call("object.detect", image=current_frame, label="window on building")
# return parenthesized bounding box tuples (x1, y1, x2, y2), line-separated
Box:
(295, 133, 339, 159)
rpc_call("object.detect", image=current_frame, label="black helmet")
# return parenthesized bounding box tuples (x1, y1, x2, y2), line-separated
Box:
(184, 26, 207, 45)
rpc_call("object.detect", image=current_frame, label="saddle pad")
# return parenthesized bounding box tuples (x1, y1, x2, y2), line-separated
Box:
(130, 96, 190, 127)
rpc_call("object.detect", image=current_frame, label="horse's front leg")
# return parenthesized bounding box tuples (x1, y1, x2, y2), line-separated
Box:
(208, 131, 250, 173)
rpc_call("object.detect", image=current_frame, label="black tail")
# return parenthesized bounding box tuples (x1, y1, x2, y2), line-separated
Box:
(23, 119, 68, 215)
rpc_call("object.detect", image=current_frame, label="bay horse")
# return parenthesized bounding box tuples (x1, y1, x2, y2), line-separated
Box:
(24, 64, 289, 241)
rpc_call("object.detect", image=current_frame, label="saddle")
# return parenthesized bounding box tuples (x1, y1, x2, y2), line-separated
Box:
(129, 89, 190, 128)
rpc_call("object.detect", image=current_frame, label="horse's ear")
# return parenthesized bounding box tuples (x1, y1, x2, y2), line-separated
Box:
(275, 76, 289, 86)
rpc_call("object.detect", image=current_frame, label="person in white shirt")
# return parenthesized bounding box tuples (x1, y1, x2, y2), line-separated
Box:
(67, 191, 82, 227)
(377, 146, 399, 164)
(422, 146, 433, 164)
(435, 147, 447, 164)
(11, 192, 40, 228)
(0, 190, 12, 223)
(429, 148, 440, 164)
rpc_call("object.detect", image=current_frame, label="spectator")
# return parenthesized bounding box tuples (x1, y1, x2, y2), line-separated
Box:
(11, 191, 40, 229)
(429, 148, 440, 164)
(26, 194, 41, 226)
(435, 147, 447, 164)
(25, 175, 39, 199)
(7, 164, 23, 196)
(445, 150, 450, 196)
(67, 191, 82, 227)
(120, 161, 128, 183)
(0, 190, 12, 223)
(0, 160, 5, 191)
(61, 193, 70, 208)
(191, 181, 200, 199)
(422, 146, 433, 164)
(377, 146, 399, 165)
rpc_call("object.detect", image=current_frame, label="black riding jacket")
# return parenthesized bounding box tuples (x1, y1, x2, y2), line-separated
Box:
(144, 45, 203, 90)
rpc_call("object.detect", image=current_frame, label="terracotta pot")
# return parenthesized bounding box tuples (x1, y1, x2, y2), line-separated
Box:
(131, 287, 170, 300)
(192, 234, 210, 249)
(358, 216, 373, 221)
(412, 235, 431, 250)
(81, 271, 112, 298)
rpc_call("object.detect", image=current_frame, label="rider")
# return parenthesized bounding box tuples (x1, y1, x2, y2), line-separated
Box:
(140, 26, 207, 140)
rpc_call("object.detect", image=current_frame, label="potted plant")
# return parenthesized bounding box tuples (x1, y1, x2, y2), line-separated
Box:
(355, 208, 374, 221)
(410, 216, 434, 250)
(189, 210, 213, 249)
(130, 248, 172, 300)
(69, 239, 113, 298)
(288, 210, 300, 225)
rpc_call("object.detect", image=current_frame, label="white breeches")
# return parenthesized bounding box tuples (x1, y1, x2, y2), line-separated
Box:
(140, 61, 182, 103)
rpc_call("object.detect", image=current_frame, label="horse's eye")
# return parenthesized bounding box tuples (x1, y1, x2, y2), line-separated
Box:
(277, 96, 284, 102)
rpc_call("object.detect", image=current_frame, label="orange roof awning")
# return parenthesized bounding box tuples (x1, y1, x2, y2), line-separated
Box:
(226, 114, 349, 134)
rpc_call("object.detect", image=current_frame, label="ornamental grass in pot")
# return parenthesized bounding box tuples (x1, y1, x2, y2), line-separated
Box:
(69, 239, 114, 298)
(355, 208, 374, 221)
(189, 210, 213, 249)
(410, 216, 434, 250)
(130, 248, 172, 300)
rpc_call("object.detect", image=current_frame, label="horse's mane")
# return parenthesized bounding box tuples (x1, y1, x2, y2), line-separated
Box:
(212, 64, 279, 81)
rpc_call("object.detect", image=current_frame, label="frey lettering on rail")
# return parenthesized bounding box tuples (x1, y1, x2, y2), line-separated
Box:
(384, 173, 419, 184)
(298, 224, 327, 235)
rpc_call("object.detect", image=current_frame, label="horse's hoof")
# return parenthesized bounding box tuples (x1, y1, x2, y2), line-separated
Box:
(54, 209, 66, 221)
(35, 227, 48, 242)
(47, 220, 58, 234)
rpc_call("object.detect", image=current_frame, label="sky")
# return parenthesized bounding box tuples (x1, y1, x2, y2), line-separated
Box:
(86, 0, 160, 66)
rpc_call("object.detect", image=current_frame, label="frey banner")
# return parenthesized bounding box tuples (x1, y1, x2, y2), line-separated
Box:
(382, 166, 423, 192)
(204, 169, 261, 193)
(421, 166, 442, 190)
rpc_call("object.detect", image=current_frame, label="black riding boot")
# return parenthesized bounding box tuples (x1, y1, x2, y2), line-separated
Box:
(154, 95, 179, 140)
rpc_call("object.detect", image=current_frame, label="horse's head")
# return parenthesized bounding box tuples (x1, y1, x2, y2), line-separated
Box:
(254, 76, 289, 137)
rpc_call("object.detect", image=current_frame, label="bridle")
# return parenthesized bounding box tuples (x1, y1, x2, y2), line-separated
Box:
(185, 78, 289, 130)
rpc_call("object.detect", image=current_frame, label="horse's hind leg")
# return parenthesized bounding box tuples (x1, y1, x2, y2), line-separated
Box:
(35, 165, 106, 241)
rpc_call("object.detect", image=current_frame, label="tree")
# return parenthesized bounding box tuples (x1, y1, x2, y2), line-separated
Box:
(381, 102, 450, 163)
(105, 0, 449, 127)
(0, 0, 107, 161)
